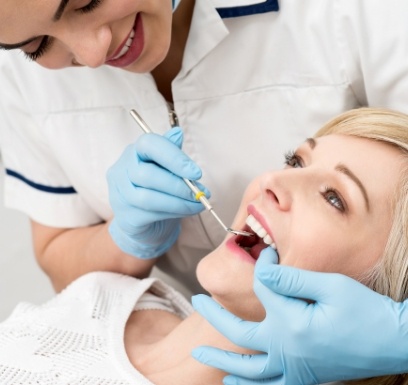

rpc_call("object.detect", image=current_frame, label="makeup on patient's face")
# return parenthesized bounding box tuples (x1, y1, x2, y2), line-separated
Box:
(0, 0, 172, 72)
(197, 134, 403, 321)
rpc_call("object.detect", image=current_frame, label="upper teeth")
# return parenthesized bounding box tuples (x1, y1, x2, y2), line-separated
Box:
(245, 214, 276, 250)
(112, 29, 135, 60)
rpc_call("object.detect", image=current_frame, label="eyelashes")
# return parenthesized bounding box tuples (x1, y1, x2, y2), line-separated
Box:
(23, 36, 52, 61)
(284, 150, 302, 168)
(77, 0, 103, 14)
(22, 0, 103, 62)
(321, 186, 347, 213)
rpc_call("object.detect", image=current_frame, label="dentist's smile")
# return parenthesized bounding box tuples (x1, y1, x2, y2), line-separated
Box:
(106, 14, 144, 67)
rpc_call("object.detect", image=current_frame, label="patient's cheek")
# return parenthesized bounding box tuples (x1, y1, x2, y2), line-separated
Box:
(242, 177, 262, 203)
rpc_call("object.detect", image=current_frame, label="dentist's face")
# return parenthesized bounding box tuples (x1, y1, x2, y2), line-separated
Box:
(0, 0, 172, 72)
(197, 134, 403, 321)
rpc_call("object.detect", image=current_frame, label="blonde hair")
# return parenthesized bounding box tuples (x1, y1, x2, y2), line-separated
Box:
(314, 108, 408, 385)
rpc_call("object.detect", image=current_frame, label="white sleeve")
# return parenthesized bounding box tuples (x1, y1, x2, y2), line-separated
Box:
(0, 52, 101, 227)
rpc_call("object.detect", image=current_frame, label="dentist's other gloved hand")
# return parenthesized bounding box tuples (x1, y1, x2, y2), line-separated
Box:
(107, 126, 210, 259)
(192, 247, 408, 385)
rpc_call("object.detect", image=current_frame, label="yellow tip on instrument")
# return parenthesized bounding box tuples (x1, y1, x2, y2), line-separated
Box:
(195, 191, 206, 201)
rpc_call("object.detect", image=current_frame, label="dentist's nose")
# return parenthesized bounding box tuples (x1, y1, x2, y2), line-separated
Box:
(67, 26, 112, 68)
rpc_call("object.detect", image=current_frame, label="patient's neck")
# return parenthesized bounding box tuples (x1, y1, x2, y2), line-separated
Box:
(125, 309, 250, 385)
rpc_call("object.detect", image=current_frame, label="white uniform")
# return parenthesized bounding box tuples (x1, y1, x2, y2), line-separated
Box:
(1, 0, 408, 294)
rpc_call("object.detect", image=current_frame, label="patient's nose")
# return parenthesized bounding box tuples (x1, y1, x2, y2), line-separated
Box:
(261, 170, 295, 212)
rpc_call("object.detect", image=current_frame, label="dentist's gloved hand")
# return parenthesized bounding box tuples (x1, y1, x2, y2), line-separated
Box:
(192, 247, 408, 385)
(107, 127, 209, 259)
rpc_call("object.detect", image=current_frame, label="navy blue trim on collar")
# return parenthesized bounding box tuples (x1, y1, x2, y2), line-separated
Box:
(6, 169, 77, 194)
(216, 0, 279, 18)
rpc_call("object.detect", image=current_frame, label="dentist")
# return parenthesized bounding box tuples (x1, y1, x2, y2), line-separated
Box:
(2, 1, 408, 383)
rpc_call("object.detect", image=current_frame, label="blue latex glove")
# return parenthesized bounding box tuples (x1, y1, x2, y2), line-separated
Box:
(192, 247, 408, 385)
(107, 126, 209, 259)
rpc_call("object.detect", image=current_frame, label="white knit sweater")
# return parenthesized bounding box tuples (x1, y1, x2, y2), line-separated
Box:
(0, 272, 193, 385)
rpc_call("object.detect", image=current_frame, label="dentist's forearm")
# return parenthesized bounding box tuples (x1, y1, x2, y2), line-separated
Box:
(31, 219, 157, 292)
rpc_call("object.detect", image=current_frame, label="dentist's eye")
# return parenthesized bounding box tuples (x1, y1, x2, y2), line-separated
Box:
(321, 186, 346, 213)
(77, 0, 103, 13)
(23, 36, 53, 61)
(284, 150, 303, 168)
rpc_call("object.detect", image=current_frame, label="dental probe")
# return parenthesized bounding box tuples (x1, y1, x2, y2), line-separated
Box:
(129, 109, 253, 237)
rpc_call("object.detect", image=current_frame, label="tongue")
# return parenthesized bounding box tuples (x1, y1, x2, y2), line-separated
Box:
(250, 243, 269, 260)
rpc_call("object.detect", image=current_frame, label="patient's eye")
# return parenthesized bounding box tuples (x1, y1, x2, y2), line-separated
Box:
(321, 187, 346, 213)
(284, 150, 302, 168)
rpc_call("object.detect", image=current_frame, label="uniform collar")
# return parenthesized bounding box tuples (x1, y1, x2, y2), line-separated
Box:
(176, 0, 278, 77)
(212, 0, 279, 18)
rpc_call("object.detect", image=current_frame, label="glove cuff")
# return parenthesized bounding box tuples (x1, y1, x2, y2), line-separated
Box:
(109, 220, 181, 259)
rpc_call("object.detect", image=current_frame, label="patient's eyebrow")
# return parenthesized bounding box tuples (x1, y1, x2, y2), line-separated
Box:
(306, 137, 316, 149)
(336, 163, 370, 212)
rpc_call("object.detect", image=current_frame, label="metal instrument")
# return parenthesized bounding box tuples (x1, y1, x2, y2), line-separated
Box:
(129, 109, 253, 237)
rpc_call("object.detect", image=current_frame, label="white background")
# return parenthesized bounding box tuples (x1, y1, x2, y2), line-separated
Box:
(0, 163, 54, 321)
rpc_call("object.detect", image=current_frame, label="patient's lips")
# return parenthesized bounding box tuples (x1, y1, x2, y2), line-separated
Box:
(245, 214, 276, 249)
(234, 214, 277, 260)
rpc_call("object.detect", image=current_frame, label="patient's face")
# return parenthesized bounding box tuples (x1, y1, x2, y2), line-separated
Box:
(197, 134, 403, 321)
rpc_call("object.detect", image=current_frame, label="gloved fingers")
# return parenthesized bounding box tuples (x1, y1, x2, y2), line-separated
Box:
(223, 375, 284, 385)
(252, 249, 308, 315)
(192, 347, 280, 379)
(164, 126, 184, 148)
(256, 264, 348, 304)
(127, 161, 211, 202)
(192, 295, 261, 350)
(118, 188, 206, 217)
(136, 131, 201, 180)
(255, 247, 279, 272)
(251, 248, 281, 311)
(109, 218, 180, 259)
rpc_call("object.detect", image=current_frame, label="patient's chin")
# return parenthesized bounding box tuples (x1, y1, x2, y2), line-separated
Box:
(209, 292, 266, 323)
(196, 251, 264, 320)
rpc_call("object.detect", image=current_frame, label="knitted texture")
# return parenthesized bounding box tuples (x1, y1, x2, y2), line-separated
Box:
(0, 272, 192, 385)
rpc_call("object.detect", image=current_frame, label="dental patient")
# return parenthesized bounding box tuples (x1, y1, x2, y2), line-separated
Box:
(1, 107, 408, 385)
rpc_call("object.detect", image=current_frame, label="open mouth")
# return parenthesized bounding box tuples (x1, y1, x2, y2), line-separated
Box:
(235, 214, 278, 261)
